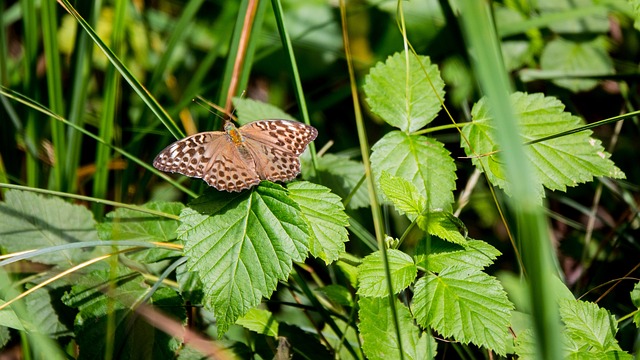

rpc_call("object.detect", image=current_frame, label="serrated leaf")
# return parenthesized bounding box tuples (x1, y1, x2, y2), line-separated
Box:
(0, 190, 96, 265)
(62, 267, 185, 360)
(412, 266, 513, 355)
(559, 299, 622, 352)
(0, 301, 28, 331)
(364, 51, 445, 132)
(416, 238, 501, 273)
(632, 0, 640, 31)
(371, 131, 456, 211)
(416, 211, 467, 245)
(314, 153, 369, 209)
(359, 296, 436, 360)
(97, 201, 184, 263)
(25, 284, 72, 337)
(631, 282, 640, 327)
(513, 329, 537, 360)
(232, 97, 297, 125)
(357, 249, 417, 297)
(379, 171, 426, 219)
(178, 182, 310, 335)
(237, 308, 279, 337)
(462, 92, 625, 200)
(540, 37, 614, 92)
(287, 181, 349, 264)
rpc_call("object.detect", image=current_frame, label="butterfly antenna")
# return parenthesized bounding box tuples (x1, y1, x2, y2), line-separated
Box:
(193, 96, 238, 122)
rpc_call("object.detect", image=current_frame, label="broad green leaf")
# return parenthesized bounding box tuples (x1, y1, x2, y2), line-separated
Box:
(416, 211, 467, 245)
(412, 266, 513, 355)
(178, 182, 310, 335)
(236, 308, 279, 337)
(62, 268, 185, 359)
(371, 131, 456, 211)
(97, 201, 184, 263)
(317, 285, 353, 307)
(462, 92, 625, 200)
(513, 329, 537, 360)
(359, 296, 436, 360)
(364, 51, 445, 132)
(314, 153, 369, 209)
(0, 190, 96, 265)
(540, 37, 614, 92)
(287, 181, 349, 264)
(25, 284, 72, 337)
(415, 238, 501, 273)
(631, 282, 640, 327)
(379, 171, 426, 219)
(559, 299, 622, 352)
(0, 301, 28, 331)
(357, 249, 417, 297)
(233, 97, 297, 125)
(537, 0, 609, 34)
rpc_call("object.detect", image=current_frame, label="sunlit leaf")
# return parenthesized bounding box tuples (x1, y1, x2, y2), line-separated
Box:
(358, 249, 417, 297)
(178, 183, 310, 334)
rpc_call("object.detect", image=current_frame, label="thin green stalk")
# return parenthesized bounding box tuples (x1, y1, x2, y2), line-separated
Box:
(20, 0, 39, 188)
(65, 1, 99, 194)
(92, 0, 126, 217)
(457, 2, 562, 359)
(41, 0, 65, 191)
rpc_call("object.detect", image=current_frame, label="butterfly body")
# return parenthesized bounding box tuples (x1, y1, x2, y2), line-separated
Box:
(153, 119, 317, 192)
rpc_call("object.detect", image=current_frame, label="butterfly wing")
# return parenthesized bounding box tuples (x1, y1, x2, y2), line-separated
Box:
(153, 132, 261, 192)
(239, 120, 318, 182)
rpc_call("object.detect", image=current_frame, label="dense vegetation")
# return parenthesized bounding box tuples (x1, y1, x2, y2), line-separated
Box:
(0, 0, 639, 359)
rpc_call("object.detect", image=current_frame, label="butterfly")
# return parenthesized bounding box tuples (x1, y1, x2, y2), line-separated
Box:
(153, 119, 318, 192)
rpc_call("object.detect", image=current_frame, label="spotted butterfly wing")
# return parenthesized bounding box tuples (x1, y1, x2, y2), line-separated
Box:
(239, 120, 318, 183)
(153, 119, 317, 192)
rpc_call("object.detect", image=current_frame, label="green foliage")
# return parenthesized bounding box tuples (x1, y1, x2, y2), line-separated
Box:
(0, 0, 637, 358)
(412, 266, 514, 355)
(0, 190, 96, 265)
(178, 182, 311, 334)
(462, 92, 625, 200)
(359, 296, 437, 360)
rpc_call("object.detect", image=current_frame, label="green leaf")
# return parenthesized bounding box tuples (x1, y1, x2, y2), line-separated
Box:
(359, 296, 437, 360)
(379, 171, 426, 219)
(371, 131, 456, 211)
(317, 285, 354, 307)
(462, 92, 625, 200)
(0, 301, 28, 331)
(357, 249, 417, 297)
(287, 181, 349, 264)
(178, 182, 310, 335)
(631, 282, 640, 327)
(62, 267, 185, 359)
(313, 153, 369, 209)
(416, 211, 467, 245)
(0, 190, 96, 265)
(540, 37, 614, 92)
(233, 97, 297, 125)
(513, 329, 537, 360)
(25, 284, 72, 337)
(364, 51, 445, 132)
(412, 266, 513, 355)
(415, 238, 501, 273)
(97, 201, 184, 263)
(236, 308, 279, 338)
(559, 299, 622, 352)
